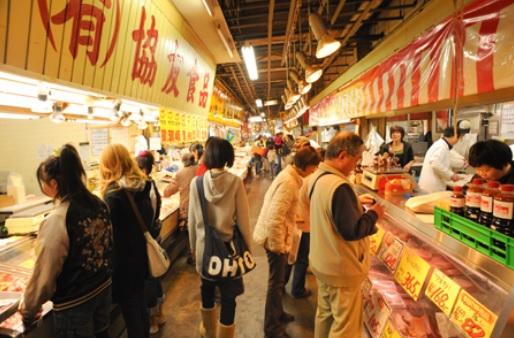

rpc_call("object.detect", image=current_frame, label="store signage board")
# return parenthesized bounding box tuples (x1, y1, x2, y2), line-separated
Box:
(377, 232, 404, 272)
(381, 320, 402, 338)
(3, 0, 216, 117)
(370, 226, 385, 256)
(90, 128, 109, 157)
(450, 289, 498, 338)
(425, 268, 461, 316)
(364, 290, 391, 338)
(393, 248, 432, 301)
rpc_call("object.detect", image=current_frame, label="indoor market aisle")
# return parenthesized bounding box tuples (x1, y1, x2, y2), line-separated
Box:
(154, 176, 317, 338)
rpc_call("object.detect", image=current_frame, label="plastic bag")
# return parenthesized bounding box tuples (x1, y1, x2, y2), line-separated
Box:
(362, 126, 384, 167)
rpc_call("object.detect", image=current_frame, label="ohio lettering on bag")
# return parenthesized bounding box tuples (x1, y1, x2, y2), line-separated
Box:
(207, 249, 256, 278)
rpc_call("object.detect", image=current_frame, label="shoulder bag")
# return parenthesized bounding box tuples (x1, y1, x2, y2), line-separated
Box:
(125, 190, 170, 278)
(196, 175, 255, 281)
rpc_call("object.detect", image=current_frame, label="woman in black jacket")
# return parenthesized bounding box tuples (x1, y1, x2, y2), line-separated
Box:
(100, 144, 155, 338)
(377, 125, 414, 170)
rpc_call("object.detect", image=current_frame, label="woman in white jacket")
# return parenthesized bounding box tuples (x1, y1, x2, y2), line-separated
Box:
(419, 127, 463, 193)
(253, 146, 320, 338)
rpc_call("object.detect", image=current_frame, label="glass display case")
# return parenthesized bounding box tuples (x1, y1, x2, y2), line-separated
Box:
(357, 186, 514, 338)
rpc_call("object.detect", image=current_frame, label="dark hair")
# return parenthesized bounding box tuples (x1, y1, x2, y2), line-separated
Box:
(204, 137, 235, 169)
(469, 140, 512, 170)
(443, 127, 466, 138)
(181, 153, 196, 167)
(318, 148, 326, 161)
(189, 143, 204, 159)
(390, 126, 405, 141)
(294, 146, 321, 170)
(136, 151, 155, 175)
(37, 144, 95, 205)
(326, 132, 364, 159)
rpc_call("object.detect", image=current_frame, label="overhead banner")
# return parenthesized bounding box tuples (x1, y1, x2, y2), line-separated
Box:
(0, 0, 216, 116)
(310, 0, 514, 125)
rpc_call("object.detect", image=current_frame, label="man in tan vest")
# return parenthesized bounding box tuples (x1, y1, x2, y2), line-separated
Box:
(307, 131, 384, 337)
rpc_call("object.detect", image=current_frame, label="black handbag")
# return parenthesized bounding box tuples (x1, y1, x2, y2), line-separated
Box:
(196, 175, 256, 281)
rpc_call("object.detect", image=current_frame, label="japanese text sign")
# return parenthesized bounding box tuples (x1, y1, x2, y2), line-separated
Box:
(393, 248, 432, 301)
(450, 290, 498, 338)
(425, 268, 461, 316)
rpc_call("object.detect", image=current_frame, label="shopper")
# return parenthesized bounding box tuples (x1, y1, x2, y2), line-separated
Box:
(419, 127, 464, 193)
(308, 131, 384, 338)
(377, 125, 414, 170)
(136, 151, 166, 334)
(191, 142, 208, 176)
(20, 144, 113, 338)
(188, 137, 251, 338)
(100, 144, 155, 338)
(254, 146, 321, 338)
(469, 139, 514, 183)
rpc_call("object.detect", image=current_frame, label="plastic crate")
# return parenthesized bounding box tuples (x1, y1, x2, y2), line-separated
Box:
(434, 207, 514, 270)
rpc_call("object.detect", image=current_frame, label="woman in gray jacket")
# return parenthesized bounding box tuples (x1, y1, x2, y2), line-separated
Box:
(188, 137, 251, 338)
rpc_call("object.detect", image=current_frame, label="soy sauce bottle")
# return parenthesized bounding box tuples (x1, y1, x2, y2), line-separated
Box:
(478, 181, 500, 227)
(450, 186, 465, 216)
(465, 179, 484, 222)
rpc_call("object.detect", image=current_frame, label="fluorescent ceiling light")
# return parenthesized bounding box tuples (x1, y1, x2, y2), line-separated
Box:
(264, 99, 278, 106)
(255, 99, 263, 107)
(0, 112, 40, 120)
(217, 27, 234, 59)
(201, 0, 213, 17)
(241, 45, 258, 80)
(248, 116, 264, 123)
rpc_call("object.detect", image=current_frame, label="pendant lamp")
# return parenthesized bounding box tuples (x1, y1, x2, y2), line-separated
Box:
(309, 13, 341, 59)
(289, 69, 312, 95)
(296, 52, 323, 83)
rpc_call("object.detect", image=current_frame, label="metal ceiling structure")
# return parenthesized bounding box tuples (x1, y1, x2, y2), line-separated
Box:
(216, 0, 426, 118)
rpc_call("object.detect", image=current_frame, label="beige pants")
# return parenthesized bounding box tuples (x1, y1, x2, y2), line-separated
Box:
(314, 279, 364, 338)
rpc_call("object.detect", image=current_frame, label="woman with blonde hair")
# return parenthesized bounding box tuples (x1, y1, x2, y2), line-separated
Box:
(100, 144, 155, 338)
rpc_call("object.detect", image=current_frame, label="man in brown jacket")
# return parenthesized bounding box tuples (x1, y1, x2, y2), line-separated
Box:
(308, 132, 384, 338)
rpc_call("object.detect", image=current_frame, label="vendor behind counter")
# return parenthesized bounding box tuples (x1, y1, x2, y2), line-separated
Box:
(468, 139, 514, 184)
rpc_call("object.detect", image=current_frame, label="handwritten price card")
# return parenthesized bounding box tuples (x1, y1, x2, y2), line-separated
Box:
(370, 226, 385, 256)
(425, 269, 461, 316)
(378, 233, 404, 272)
(393, 249, 431, 301)
(381, 320, 402, 338)
(450, 290, 497, 338)
(364, 291, 391, 337)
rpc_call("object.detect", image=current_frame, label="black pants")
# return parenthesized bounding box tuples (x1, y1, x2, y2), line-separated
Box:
(201, 277, 243, 325)
(118, 291, 149, 338)
(285, 232, 310, 296)
(265, 250, 288, 335)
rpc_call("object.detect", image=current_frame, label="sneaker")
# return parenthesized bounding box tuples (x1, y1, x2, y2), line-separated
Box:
(280, 312, 295, 323)
(292, 289, 312, 299)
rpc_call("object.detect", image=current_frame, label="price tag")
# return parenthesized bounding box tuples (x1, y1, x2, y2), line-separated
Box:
(393, 249, 431, 301)
(20, 258, 35, 269)
(370, 226, 385, 256)
(425, 269, 461, 316)
(364, 291, 391, 337)
(450, 290, 497, 338)
(377, 233, 404, 272)
(381, 320, 402, 338)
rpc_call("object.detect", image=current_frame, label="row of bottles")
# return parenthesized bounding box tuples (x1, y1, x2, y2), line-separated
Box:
(450, 178, 514, 237)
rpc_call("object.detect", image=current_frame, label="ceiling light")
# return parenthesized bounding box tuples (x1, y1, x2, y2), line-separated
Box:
(0, 112, 40, 120)
(289, 70, 312, 95)
(201, 0, 213, 16)
(241, 45, 259, 80)
(255, 99, 263, 108)
(309, 13, 342, 59)
(217, 27, 234, 59)
(287, 79, 301, 103)
(264, 99, 278, 106)
(248, 116, 264, 123)
(260, 112, 265, 117)
(296, 52, 323, 83)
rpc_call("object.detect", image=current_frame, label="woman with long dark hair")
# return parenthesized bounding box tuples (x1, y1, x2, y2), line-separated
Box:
(20, 144, 113, 338)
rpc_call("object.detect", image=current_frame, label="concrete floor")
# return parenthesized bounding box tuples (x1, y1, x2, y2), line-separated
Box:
(152, 175, 318, 338)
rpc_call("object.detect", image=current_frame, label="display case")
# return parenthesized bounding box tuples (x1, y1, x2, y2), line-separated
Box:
(356, 186, 514, 338)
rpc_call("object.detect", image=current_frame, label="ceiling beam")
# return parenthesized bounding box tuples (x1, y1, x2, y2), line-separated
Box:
(235, 62, 257, 106)
(330, 0, 347, 25)
(280, 0, 300, 66)
(267, 0, 275, 100)
(228, 66, 253, 110)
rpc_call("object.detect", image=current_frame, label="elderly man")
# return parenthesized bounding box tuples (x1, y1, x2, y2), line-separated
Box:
(308, 131, 384, 338)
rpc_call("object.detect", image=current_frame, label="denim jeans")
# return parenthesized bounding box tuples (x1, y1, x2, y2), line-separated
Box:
(285, 232, 310, 296)
(264, 250, 288, 336)
(53, 286, 111, 338)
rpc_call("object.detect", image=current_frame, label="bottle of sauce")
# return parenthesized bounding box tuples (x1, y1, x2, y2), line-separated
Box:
(450, 186, 465, 216)
(465, 179, 484, 222)
(491, 184, 514, 239)
(478, 181, 500, 227)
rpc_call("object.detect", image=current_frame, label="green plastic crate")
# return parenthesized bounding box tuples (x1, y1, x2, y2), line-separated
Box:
(434, 207, 514, 270)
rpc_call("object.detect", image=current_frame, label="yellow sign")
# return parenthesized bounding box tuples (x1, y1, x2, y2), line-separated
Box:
(450, 290, 498, 338)
(425, 269, 461, 316)
(393, 249, 431, 301)
(2, 0, 215, 116)
(370, 226, 385, 256)
(381, 320, 402, 338)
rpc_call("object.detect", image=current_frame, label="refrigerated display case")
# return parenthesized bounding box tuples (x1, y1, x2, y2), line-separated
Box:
(356, 185, 514, 338)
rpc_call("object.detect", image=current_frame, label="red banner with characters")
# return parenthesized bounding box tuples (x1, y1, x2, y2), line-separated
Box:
(310, 0, 514, 125)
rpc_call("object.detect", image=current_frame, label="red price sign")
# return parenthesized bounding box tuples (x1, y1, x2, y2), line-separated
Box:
(425, 269, 461, 316)
(450, 290, 497, 338)
(364, 291, 391, 337)
(393, 249, 431, 301)
(377, 233, 404, 272)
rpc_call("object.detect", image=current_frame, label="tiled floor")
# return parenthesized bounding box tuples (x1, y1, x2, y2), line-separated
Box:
(153, 175, 317, 338)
